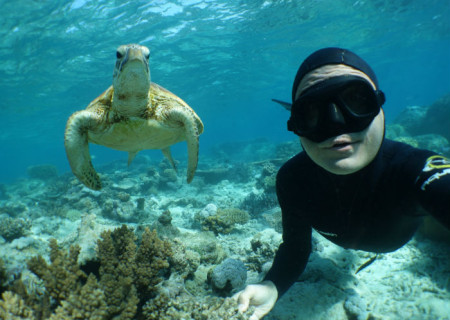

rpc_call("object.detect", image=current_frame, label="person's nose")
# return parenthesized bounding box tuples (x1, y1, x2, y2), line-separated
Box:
(325, 103, 345, 125)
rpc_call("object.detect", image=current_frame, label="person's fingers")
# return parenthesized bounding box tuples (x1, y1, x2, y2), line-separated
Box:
(236, 289, 251, 313)
(231, 291, 241, 301)
(249, 314, 260, 320)
(250, 303, 273, 320)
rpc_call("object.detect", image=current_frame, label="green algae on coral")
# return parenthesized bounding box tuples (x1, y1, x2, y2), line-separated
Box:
(201, 208, 250, 235)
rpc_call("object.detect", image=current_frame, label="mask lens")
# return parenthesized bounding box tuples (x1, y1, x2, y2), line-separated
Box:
(339, 81, 378, 116)
(294, 100, 321, 131)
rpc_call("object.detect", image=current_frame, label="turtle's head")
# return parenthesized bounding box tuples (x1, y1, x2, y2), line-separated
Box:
(112, 44, 151, 114)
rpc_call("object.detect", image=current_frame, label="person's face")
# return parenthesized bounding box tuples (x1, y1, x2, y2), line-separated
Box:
(300, 109, 385, 175)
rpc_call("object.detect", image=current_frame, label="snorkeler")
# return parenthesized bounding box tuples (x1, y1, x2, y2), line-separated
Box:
(234, 47, 450, 320)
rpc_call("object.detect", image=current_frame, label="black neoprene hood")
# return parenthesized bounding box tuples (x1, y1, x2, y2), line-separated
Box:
(292, 47, 380, 102)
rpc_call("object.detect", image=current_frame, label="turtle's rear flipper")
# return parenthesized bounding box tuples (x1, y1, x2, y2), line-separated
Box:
(162, 147, 177, 172)
(64, 110, 102, 190)
(128, 151, 138, 166)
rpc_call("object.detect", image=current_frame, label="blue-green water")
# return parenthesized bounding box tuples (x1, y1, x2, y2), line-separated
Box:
(0, 0, 449, 182)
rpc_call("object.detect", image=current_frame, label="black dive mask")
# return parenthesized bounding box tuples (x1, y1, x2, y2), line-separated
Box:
(287, 75, 385, 142)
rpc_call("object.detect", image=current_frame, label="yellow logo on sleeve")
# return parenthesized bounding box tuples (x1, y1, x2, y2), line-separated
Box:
(423, 155, 450, 171)
(420, 155, 450, 190)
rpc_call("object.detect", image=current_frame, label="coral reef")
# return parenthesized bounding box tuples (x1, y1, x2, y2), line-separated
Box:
(185, 232, 226, 264)
(195, 167, 232, 184)
(100, 197, 146, 222)
(246, 229, 281, 273)
(169, 239, 201, 279)
(0, 202, 28, 217)
(26, 164, 58, 181)
(0, 184, 8, 200)
(0, 217, 32, 242)
(414, 134, 450, 155)
(201, 208, 250, 235)
(255, 162, 278, 193)
(117, 191, 131, 202)
(0, 224, 251, 319)
(97, 225, 172, 314)
(393, 105, 428, 135)
(1, 115, 449, 320)
(151, 210, 180, 238)
(387, 132, 450, 156)
(424, 94, 450, 141)
(143, 293, 253, 319)
(393, 94, 450, 143)
(136, 198, 145, 210)
(64, 213, 103, 264)
(261, 208, 282, 233)
(209, 258, 247, 295)
(0, 258, 6, 292)
(0, 291, 35, 319)
(193, 203, 218, 229)
(0, 225, 173, 319)
(240, 191, 278, 216)
(27, 238, 86, 304)
(275, 140, 302, 159)
(391, 136, 419, 148)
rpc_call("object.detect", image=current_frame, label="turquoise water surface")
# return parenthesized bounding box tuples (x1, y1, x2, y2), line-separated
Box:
(0, 0, 449, 182)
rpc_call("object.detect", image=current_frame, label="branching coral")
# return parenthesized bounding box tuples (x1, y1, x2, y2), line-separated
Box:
(0, 225, 173, 319)
(28, 238, 86, 303)
(48, 274, 108, 320)
(96, 225, 172, 317)
(0, 291, 35, 320)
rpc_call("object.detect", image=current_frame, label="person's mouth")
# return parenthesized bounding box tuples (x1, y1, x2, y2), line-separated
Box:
(323, 136, 360, 150)
(330, 140, 353, 150)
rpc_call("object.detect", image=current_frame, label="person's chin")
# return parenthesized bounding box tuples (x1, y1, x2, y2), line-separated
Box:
(322, 155, 364, 175)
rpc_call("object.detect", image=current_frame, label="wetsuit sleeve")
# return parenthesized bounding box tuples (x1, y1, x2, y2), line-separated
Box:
(415, 155, 450, 229)
(263, 159, 312, 298)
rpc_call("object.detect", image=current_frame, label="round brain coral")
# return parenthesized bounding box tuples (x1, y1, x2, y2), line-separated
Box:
(210, 258, 247, 294)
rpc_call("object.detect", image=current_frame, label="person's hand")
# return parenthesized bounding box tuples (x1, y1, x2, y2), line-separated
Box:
(233, 280, 278, 320)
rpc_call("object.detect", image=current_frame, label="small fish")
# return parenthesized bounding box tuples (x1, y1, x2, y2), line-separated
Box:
(355, 254, 378, 274)
(272, 98, 292, 111)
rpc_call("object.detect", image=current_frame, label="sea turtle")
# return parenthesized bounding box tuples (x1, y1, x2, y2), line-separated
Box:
(64, 44, 204, 190)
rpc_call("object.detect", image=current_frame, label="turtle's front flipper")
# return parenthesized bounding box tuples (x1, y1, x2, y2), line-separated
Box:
(64, 110, 102, 190)
(161, 147, 177, 171)
(166, 108, 200, 183)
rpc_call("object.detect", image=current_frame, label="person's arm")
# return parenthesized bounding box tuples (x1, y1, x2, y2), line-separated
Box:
(235, 155, 314, 320)
(415, 155, 450, 229)
(235, 156, 313, 320)
(263, 160, 312, 298)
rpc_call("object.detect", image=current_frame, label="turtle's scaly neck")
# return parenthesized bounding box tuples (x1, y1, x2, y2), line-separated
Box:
(112, 79, 151, 117)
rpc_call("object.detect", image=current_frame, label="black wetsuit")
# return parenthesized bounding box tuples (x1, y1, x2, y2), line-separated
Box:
(264, 139, 450, 297)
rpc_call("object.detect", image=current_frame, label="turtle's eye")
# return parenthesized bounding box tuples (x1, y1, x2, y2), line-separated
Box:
(116, 51, 123, 59)
(144, 51, 150, 60)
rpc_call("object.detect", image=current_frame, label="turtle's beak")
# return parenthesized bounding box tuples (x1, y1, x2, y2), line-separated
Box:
(115, 44, 150, 75)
